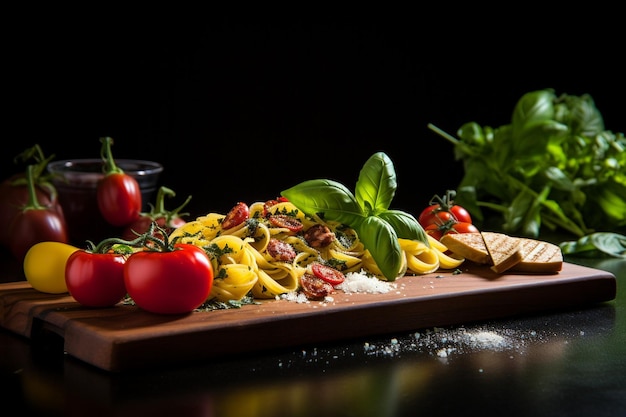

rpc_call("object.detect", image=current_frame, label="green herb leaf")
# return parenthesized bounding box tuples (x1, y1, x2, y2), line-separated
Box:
(281, 179, 363, 226)
(355, 152, 397, 215)
(560, 232, 626, 258)
(281, 151, 428, 281)
(358, 216, 403, 280)
(429, 89, 626, 238)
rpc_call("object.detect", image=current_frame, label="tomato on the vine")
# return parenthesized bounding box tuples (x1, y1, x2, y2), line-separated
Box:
(0, 145, 64, 248)
(418, 189, 472, 228)
(8, 165, 68, 262)
(124, 242, 213, 314)
(418, 208, 456, 227)
(65, 245, 129, 308)
(96, 137, 142, 227)
(425, 221, 479, 241)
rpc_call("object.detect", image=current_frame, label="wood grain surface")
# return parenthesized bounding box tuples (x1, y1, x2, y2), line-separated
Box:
(0, 262, 616, 372)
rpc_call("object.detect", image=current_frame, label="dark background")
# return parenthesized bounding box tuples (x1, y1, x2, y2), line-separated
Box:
(4, 15, 624, 219)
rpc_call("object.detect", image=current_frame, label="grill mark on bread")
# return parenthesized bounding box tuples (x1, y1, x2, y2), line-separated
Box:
(440, 232, 563, 275)
(510, 238, 563, 273)
(481, 232, 523, 273)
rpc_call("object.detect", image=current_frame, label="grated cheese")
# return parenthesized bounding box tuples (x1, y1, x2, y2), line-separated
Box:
(336, 270, 396, 294)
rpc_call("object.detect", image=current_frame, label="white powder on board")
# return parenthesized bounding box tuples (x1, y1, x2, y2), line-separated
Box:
(336, 270, 396, 294)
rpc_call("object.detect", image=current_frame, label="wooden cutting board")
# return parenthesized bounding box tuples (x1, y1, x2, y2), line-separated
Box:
(0, 262, 616, 372)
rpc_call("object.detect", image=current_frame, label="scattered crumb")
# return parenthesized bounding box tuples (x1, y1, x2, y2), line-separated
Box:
(360, 326, 544, 358)
(279, 292, 310, 304)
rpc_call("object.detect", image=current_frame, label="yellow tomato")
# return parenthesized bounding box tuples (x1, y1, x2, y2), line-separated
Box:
(23, 241, 79, 294)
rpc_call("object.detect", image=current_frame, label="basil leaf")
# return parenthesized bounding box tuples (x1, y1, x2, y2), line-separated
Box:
(378, 209, 428, 243)
(281, 179, 363, 226)
(430, 88, 626, 238)
(355, 152, 396, 215)
(560, 232, 626, 258)
(357, 216, 403, 280)
(556, 93, 605, 137)
(282, 152, 430, 281)
(512, 89, 555, 135)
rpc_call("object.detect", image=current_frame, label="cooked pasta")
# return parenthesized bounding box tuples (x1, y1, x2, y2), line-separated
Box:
(168, 200, 464, 302)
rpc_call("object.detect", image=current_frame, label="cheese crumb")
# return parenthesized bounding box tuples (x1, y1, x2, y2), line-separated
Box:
(336, 270, 397, 294)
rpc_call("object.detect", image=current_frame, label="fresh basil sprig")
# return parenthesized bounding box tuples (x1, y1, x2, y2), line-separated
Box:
(281, 152, 428, 281)
(429, 88, 626, 239)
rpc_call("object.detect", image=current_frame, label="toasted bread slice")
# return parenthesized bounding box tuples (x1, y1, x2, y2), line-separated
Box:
(481, 232, 523, 273)
(509, 238, 563, 273)
(440, 233, 490, 264)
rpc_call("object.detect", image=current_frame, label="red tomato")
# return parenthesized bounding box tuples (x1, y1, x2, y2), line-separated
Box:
(96, 137, 143, 227)
(311, 262, 345, 285)
(221, 202, 249, 230)
(0, 174, 65, 247)
(65, 251, 128, 307)
(419, 204, 472, 226)
(124, 243, 214, 314)
(425, 224, 444, 241)
(426, 222, 479, 241)
(97, 172, 142, 227)
(418, 206, 455, 227)
(6, 165, 68, 262)
(449, 205, 472, 224)
(9, 207, 68, 262)
(418, 190, 472, 228)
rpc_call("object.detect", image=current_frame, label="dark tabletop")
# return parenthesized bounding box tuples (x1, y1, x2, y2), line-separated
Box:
(1, 242, 624, 417)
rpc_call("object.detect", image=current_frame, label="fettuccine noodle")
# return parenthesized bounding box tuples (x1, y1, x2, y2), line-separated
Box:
(169, 200, 464, 302)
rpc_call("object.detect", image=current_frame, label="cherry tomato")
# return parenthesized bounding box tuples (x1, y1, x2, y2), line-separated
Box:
(425, 224, 444, 241)
(124, 243, 214, 314)
(96, 137, 142, 227)
(418, 206, 456, 227)
(418, 190, 472, 228)
(65, 250, 128, 307)
(268, 214, 303, 232)
(426, 222, 479, 241)
(221, 202, 249, 230)
(262, 197, 289, 217)
(449, 205, 471, 224)
(311, 262, 345, 285)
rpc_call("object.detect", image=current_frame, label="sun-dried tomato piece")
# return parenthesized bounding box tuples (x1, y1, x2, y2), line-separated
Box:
(268, 214, 303, 232)
(300, 273, 334, 300)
